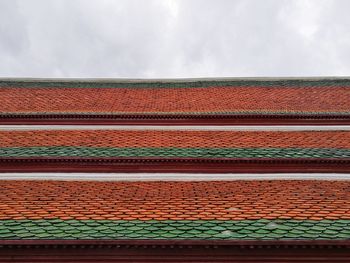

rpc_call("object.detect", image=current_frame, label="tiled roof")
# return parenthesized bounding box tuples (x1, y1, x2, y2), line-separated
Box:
(0, 180, 349, 240)
(0, 181, 350, 239)
(0, 129, 349, 158)
(1, 78, 350, 118)
(1, 129, 349, 172)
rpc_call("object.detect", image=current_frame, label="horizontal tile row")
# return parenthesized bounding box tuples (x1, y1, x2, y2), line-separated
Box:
(1, 78, 350, 88)
(0, 147, 349, 158)
(0, 130, 349, 149)
(0, 181, 349, 221)
(1, 82, 349, 115)
(0, 219, 349, 240)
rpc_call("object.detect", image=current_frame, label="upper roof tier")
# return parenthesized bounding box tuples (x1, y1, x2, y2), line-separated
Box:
(1, 77, 350, 125)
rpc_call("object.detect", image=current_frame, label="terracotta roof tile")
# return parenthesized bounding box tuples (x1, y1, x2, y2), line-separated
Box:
(0, 79, 350, 115)
(0, 130, 349, 159)
(0, 180, 349, 240)
(1, 130, 350, 148)
(0, 180, 349, 221)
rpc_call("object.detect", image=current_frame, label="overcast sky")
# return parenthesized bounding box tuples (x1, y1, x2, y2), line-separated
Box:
(1, 0, 350, 78)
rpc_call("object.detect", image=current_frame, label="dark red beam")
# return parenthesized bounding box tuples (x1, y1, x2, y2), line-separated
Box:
(1, 157, 350, 173)
(1, 239, 349, 246)
(0, 114, 349, 125)
(0, 240, 349, 262)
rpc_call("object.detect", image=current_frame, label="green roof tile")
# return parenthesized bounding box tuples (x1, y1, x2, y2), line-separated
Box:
(0, 146, 350, 159)
(0, 219, 349, 240)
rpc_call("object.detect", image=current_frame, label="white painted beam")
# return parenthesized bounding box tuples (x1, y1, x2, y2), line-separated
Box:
(0, 125, 349, 131)
(0, 173, 349, 181)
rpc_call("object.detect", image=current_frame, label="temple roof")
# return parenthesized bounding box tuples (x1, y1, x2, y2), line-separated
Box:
(0, 180, 349, 240)
(0, 129, 349, 172)
(0, 78, 349, 248)
(1, 77, 350, 124)
(1, 129, 349, 157)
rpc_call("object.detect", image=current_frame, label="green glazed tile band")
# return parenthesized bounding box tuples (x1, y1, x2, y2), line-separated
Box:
(0, 220, 349, 240)
(0, 147, 349, 158)
(1, 79, 350, 88)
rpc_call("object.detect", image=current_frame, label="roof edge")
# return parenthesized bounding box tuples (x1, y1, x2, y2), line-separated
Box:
(1, 113, 350, 125)
(0, 157, 350, 173)
(1, 173, 349, 181)
(1, 76, 350, 83)
(0, 239, 349, 248)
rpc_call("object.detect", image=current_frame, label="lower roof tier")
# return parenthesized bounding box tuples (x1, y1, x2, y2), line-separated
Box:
(0, 129, 350, 172)
(0, 180, 349, 240)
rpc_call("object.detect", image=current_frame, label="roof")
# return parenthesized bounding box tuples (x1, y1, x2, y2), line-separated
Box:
(1, 129, 350, 157)
(0, 129, 349, 172)
(1, 77, 350, 125)
(0, 180, 349, 240)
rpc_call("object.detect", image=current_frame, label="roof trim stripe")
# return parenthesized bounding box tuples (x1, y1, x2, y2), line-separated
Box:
(1, 173, 349, 181)
(1, 76, 350, 87)
(0, 157, 349, 173)
(1, 114, 350, 125)
(1, 80, 350, 88)
(2, 76, 350, 82)
(0, 147, 349, 158)
(1, 125, 350, 131)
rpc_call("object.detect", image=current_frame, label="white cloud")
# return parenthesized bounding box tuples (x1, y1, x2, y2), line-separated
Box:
(0, 0, 350, 78)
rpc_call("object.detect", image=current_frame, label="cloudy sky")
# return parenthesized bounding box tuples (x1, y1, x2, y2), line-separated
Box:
(1, 0, 350, 78)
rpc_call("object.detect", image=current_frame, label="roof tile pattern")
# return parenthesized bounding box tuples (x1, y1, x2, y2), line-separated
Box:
(1, 79, 350, 115)
(1, 219, 349, 240)
(0, 130, 349, 159)
(0, 180, 349, 240)
(1, 180, 349, 221)
(0, 130, 349, 148)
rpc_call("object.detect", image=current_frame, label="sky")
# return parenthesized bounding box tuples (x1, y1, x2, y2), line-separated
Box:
(1, 0, 350, 78)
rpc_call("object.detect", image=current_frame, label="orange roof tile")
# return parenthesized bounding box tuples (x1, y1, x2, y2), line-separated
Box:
(1, 78, 350, 124)
(0, 180, 349, 221)
(0, 129, 349, 149)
